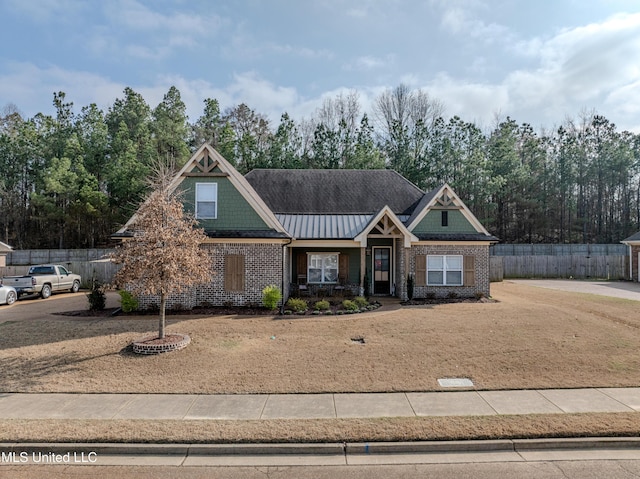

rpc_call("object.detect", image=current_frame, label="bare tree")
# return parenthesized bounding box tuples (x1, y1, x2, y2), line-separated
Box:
(111, 164, 213, 339)
(316, 90, 361, 134)
(373, 84, 445, 183)
(374, 83, 444, 137)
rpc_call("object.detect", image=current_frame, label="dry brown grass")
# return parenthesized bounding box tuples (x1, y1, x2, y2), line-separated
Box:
(1, 281, 640, 394)
(1, 413, 639, 444)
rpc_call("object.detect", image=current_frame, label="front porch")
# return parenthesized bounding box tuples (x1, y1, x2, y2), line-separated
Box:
(288, 237, 409, 299)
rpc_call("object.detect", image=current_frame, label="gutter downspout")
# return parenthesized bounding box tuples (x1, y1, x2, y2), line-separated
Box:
(280, 237, 293, 315)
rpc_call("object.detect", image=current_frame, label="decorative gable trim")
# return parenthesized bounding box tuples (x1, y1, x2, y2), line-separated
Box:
(175, 145, 287, 234)
(407, 184, 490, 236)
(354, 206, 418, 248)
(116, 144, 287, 236)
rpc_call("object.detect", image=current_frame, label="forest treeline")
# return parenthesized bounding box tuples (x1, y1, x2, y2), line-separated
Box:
(1, 84, 639, 249)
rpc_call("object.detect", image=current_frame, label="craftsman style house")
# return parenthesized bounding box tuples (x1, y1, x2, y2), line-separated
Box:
(115, 144, 498, 308)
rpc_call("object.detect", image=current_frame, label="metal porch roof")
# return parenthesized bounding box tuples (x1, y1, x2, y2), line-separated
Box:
(276, 214, 373, 239)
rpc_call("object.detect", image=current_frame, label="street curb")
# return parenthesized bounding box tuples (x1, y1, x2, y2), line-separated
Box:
(347, 437, 640, 455)
(2, 437, 640, 457)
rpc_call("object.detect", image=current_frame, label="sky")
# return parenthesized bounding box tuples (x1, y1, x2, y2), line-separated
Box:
(1, 0, 639, 133)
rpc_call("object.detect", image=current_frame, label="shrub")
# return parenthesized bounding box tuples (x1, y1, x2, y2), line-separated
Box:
(314, 300, 330, 311)
(354, 296, 369, 308)
(118, 290, 139, 313)
(342, 299, 359, 312)
(447, 291, 458, 299)
(87, 281, 106, 311)
(286, 297, 308, 313)
(262, 285, 282, 310)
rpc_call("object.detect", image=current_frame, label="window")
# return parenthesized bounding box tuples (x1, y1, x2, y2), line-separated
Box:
(307, 253, 339, 284)
(427, 255, 463, 286)
(441, 211, 448, 227)
(196, 183, 217, 219)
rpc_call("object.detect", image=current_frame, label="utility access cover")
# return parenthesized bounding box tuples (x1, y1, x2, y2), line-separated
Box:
(438, 378, 474, 387)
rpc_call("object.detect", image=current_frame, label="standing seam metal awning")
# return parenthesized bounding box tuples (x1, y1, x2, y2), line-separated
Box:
(276, 214, 373, 239)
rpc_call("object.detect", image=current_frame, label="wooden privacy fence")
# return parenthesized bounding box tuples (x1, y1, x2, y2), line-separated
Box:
(491, 243, 627, 256)
(491, 255, 628, 280)
(1, 261, 119, 288)
(6, 249, 114, 265)
(489, 257, 504, 282)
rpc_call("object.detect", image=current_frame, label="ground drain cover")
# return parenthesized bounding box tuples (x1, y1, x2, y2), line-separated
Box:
(351, 336, 366, 344)
(438, 378, 474, 387)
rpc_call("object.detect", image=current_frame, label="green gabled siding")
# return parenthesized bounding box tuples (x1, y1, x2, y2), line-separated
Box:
(179, 176, 270, 230)
(412, 210, 477, 234)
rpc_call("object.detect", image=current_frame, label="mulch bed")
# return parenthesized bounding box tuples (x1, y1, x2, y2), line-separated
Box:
(55, 298, 494, 317)
(56, 304, 383, 318)
(402, 296, 496, 305)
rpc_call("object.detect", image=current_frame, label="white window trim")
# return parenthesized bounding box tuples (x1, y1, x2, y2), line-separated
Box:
(195, 183, 218, 219)
(307, 252, 339, 284)
(427, 254, 463, 286)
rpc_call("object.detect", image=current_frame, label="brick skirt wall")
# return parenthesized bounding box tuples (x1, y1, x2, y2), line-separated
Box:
(409, 244, 490, 299)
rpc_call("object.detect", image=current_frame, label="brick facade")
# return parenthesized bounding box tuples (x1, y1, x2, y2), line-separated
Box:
(409, 244, 490, 299)
(394, 238, 408, 300)
(136, 242, 285, 310)
(133, 242, 490, 310)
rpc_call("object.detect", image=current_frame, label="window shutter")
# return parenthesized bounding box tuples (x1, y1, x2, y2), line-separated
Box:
(296, 253, 308, 283)
(464, 255, 475, 286)
(225, 255, 245, 291)
(415, 255, 427, 286)
(339, 254, 349, 284)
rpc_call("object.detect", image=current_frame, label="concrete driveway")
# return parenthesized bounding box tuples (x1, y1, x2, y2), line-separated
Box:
(0, 290, 121, 323)
(508, 279, 640, 301)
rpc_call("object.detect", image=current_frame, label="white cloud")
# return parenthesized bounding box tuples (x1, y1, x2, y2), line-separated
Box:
(426, 73, 508, 127)
(502, 12, 640, 129)
(0, 63, 125, 117)
(223, 25, 333, 62)
(100, 0, 225, 59)
(439, 4, 511, 43)
(343, 55, 393, 71)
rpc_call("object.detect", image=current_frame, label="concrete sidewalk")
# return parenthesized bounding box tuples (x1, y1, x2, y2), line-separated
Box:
(0, 387, 639, 420)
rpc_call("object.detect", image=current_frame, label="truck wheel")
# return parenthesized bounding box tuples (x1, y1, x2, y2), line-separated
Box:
(71, 281, 80, 293)
(41, 284, 52, 299)
(6, 290, 16, 305)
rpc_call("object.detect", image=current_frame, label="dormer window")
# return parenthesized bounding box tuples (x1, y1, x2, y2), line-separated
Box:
(196, 183, 217, 219)
(441, 211, 448, 227)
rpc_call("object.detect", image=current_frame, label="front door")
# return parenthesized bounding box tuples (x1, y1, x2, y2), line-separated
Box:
(373, 247, 392, 295)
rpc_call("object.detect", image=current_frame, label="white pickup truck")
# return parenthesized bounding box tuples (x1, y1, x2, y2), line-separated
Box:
(2, 264, 82, 299)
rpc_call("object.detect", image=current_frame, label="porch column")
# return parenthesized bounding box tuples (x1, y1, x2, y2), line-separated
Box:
(360, 247, 366, 295)
(402, 246, 410, 300)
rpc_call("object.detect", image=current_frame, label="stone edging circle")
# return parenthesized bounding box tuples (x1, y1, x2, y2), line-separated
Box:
(132, 333, 191, 355)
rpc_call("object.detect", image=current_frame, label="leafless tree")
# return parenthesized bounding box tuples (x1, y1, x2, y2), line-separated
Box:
(111, 163, 213, 339)
(373, 83, 445, 140)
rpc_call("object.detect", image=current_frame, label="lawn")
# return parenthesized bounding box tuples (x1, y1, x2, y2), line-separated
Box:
(1, 281, 640, 394)
(2, 281, 640, 444)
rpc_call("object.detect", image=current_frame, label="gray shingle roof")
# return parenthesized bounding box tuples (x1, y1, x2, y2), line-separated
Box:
(245, 169, 424, 214)
(623, 231, 640, 242)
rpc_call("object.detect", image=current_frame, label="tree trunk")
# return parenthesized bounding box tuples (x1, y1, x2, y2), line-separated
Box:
(159, 292, 166, 339)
